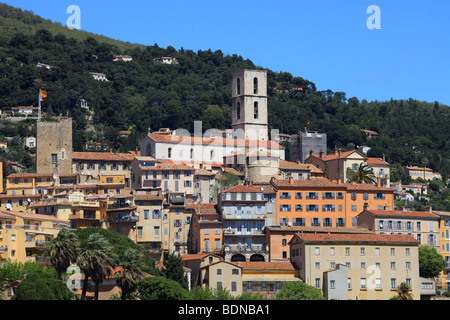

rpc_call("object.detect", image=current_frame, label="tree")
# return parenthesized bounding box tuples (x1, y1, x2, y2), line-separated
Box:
(419, 245, 446, 278)
(11, 271, 75, 300)
(275, 281, 326, 300)
(390, 282, 414, 300)
(347, 163, 376, 184)
(115, 248, 147, 300)
(48, 228, 79, 280)
(137, 276, 192, 300)
(161, 252, 189, 291)
(76, 233, 116, 300)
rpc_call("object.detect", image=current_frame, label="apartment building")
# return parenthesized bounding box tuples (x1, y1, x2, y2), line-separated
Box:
(72, 151, 135, 190)
(199, 259, 243, 297)
(131, 156, 195, 195)
(181, 253, 222, 290)
(356, 209, 440, 250)
(271, 177, 394, 229)
(305, 149, 390, 187)
(265, 225, 373, 262)
(433, 210, 450, 291)
(68, 193, 108, 229)
(218, 185, 268, 262)
(289, 232, 420, 300)
(104, 193, 139, 242)
(404, 166, 442, 181)
(236, 261, 300, 299)
(0, 210, 69, 264)
(191, 203, 222, 255)
(134, 190, 164, 260)
(97, 174, 126, 196)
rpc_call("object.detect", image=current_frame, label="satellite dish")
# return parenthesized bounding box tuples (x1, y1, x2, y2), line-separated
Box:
(28, 198, 31, 202)
(6, 203, 11, 210)
(126, 200, 131, 204)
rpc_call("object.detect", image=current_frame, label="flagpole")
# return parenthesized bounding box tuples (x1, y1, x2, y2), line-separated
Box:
(38, 90, 41, 121)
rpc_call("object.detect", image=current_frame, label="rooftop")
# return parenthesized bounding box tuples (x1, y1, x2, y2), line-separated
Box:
(292, 232, 419, 245)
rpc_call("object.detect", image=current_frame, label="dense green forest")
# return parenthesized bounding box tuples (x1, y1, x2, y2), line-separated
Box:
(0, 3, 449, 181)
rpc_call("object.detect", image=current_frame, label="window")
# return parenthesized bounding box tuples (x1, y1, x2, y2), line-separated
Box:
(254, 102, 258, 119)
(236, 78, 241, 95)
(406, 262, 411, 270)
(253, 77, 258, 94)
(375, 248, 380, 255)
(237, 102, 241, 119)
(295, 205, 303, 212)
(361, 262, 366, 270)
(361, 278, 367, 290)
(315, 278, 321, 289)
(315, 247, 320, 255)
(168, 148, 172, 158)
(390, 248, 395, 256)
(406, 248, 410, 256)
(217, 269, 222, 275)
(390, 262, 396, 270)
(217, 282, 222, 289)
(330, 247, 335, 255)
(280, 192, 291, 199)
(144, 210, 149, 219)
(345, 247, 350, 255)
(351, 205, 357, 212)
(232, 269, 239, 275)
(137, 227, 143, 238)
(391, 278, 397, 290)
(51, 154, 57, 164)
(330, 280, 336, 289)
(295, 192, 302, 199)
(376, 278, 381, 290)
(231, 282, 237, 291)
(360, 247, 365, 255)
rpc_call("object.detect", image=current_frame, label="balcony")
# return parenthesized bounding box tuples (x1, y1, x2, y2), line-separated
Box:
(224, 243, 267, 253)
(108, 214, 139, 223)
(25, 240, 52, 250)
(0, 245, 7, 253)
(108, 202, 130, 210)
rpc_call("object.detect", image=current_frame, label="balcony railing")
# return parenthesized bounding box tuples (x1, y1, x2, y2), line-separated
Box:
(108, 215, 139, 223)
(108, 203, 130, 210)
(224, 243, 267, 253)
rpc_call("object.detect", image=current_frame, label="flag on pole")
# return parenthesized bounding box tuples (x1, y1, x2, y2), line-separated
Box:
(39, 90, 47, 102)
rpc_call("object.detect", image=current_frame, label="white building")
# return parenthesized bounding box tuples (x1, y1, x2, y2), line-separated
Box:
(89, 72, 108, 81)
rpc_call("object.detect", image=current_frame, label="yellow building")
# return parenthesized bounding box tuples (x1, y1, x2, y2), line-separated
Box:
(0, 210, 69, 264)
(134, 190, 164, 260)
(98, 174, 126, 196)
(289, 232, 420, 300)
(69, 193, 108, 229)
(433, 210, 450, 291)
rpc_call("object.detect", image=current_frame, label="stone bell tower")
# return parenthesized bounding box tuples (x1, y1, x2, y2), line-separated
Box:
(231, 69, 268, 141)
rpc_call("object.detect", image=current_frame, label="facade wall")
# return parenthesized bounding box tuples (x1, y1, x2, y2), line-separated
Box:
(36, 118, 73, 175)
(290, 240, 420, 300)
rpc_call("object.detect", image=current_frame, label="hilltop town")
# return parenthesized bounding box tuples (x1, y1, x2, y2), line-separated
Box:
(0, 68, 449, 301)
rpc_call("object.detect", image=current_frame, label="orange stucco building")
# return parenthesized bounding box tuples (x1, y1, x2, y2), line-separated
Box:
(270, 177, 394, 229)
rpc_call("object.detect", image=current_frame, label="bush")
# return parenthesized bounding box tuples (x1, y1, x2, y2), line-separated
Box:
(137, 276, 192, 300)
(11, 271, 75, 300)
(443, 291, 450, 297)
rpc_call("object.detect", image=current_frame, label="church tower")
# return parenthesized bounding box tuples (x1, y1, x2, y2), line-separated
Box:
(231, 69, 268, 141)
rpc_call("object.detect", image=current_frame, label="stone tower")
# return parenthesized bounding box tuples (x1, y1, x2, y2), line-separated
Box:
(231, 69, 268, 141)
(36, 117, 73, 175)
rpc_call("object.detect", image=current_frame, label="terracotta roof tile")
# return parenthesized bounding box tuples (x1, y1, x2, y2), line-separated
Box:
(294, 232, 419, 245)
(72, 152, 136, 161)
(233, 261, 297, 271)
(221, 185, 262, 193)
(148, 134, 284, 149)
(363, 209, 439, 219)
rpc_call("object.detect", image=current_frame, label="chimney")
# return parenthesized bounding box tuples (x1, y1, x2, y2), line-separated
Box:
(309, 150, 314, 157)
(425, 205, 432, 213)
(377, 178, 381, 187)
(338, 148, 342, 158)
(337, 179, 341, 184)
(384, 206, 389, 211)
(382, 154, 385, 162)
(289, 177, 294, 184)
(334, 146, 338, 155)
(319, 150, 324, 159)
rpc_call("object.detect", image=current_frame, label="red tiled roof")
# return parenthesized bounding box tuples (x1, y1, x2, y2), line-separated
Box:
(406, 166, 433, 171)
(294, 232, 419, 245)
(195, 203, 218, 215)
(180, 253, 221, 261)
(366, 157, 389, 165)
(135, 194, 163, 201)
(363, 209, 439, 219)
(7, 172, 53, 178)
(310, 150, 366, 161)
(148, 134, 284, 149)
(279, 160, 311, 171)
(0, 210, 69, 224)
(232, 261, 297, 272)
(72, 152, 136, 161)
(221, 185, 262, 193)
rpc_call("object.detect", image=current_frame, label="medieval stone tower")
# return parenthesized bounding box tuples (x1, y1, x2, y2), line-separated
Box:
(36, 117, 73, 175)
(231, 69, 268, 141)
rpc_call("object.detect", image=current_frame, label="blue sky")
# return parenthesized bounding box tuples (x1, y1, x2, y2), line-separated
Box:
(3, 0, 450, 105)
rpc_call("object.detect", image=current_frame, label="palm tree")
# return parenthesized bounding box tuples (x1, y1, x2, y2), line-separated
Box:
(115, 248, 146, 300)
(347, 163, 376, 184)
(77, 233, 116, 300)
(48, 228, 79, 280)
(391, 282, 414, 300)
